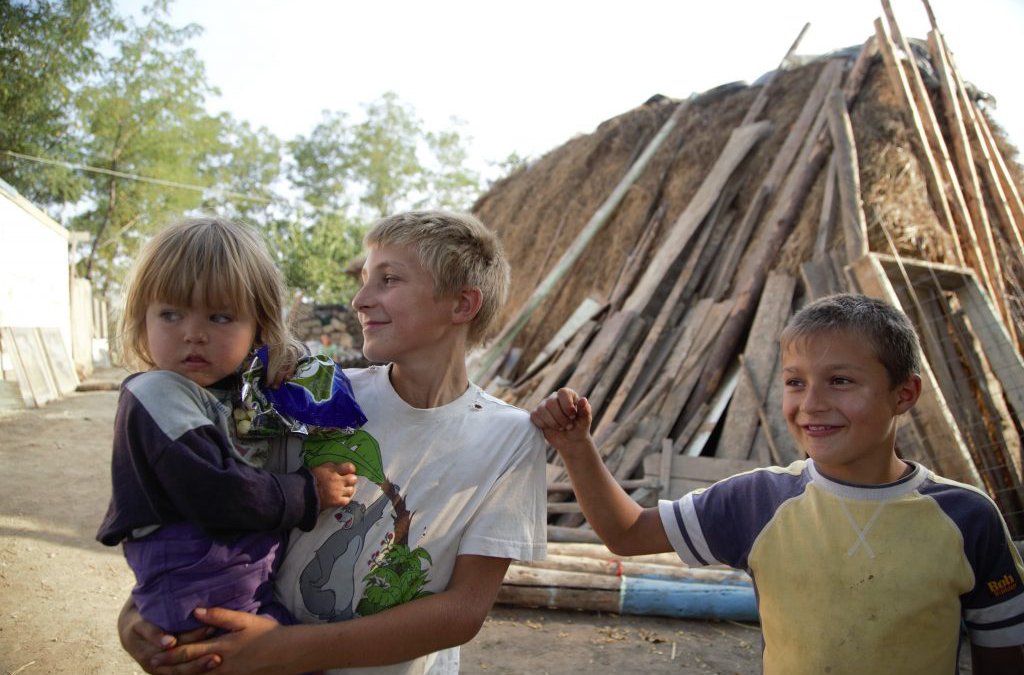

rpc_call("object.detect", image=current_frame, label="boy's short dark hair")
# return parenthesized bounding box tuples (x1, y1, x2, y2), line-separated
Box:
(780, 293, 922, 387)
(364, 210, 510, 347)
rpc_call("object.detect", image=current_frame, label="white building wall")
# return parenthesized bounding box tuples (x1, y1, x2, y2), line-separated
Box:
(0, 187, 72, 357)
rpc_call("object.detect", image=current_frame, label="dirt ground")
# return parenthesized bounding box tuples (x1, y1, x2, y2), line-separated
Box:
(0, 369, 968, 675)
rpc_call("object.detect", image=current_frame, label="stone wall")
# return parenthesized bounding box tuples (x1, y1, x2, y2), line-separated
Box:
(290, 302, 368, 368)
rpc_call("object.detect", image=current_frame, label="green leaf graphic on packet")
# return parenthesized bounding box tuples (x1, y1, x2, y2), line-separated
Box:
(304, 429, 385, 484)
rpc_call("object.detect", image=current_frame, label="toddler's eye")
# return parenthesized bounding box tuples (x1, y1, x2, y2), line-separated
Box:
(210, 313, 234, 324)
(159, 310, 180, 321)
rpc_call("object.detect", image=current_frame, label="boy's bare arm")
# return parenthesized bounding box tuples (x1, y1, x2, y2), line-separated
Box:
(971, 643, 1024, 674)
(531, 388, 672, 556)
(143, 554, 510, 674)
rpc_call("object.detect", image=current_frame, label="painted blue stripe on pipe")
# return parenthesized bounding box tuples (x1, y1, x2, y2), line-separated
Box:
(620, 577, 759, 622)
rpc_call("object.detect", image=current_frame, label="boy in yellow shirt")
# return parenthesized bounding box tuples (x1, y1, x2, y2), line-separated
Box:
(532, 293, 1024, 674)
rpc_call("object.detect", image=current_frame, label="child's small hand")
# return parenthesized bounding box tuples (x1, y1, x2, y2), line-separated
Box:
(530, 388, 596, 457)
(311, 462, 358, 510)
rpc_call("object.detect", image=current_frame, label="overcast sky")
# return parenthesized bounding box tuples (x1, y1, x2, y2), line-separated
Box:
(117, 0, 1023, 176)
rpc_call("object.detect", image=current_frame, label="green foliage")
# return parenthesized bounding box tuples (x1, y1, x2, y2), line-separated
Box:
(289, 92, 482, 220)
(71, 3, 222, 291)
(357, 538, 433, 617)
(0, 0, 119, 204)
(2, 3, 487, 304)
(267, 211, 366, 302)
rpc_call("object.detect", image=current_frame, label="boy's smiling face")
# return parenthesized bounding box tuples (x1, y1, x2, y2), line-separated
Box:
(352, 243, 460, 365)
(781, 329, 921, 485)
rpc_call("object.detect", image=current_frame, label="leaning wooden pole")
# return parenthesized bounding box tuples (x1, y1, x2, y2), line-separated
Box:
(472, 98, 692, 381)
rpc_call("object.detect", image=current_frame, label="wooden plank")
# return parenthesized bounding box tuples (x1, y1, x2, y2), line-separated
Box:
(741, 23, 810, 125)
(608, 204, 666, 311)
(643, 453, 761, 500)
(945, 298, 1021, 480)
(38, 327, 79, 396)
(602, 297, 707, 435)
(813, 157, 838, 262)
(521, 319, 598, 408)
(937, 31, 1024, 298)
(584, 317, 647, 415)
(927, 29, 1013, 341)
(882, 1, 987, 288)
(751, 348, 798, 465)
(800, 260, 834, 300)
(520, 297, 606, 379)
(564, 309, 637, 396)
(521, 554, 749, 585)
(4, 327, 58, 407)
(718, 273, 795, 460)
(682, 363, 740, 458)
(848, 254, 982, 487)
(957, 277, 1024, 427)
(873, 17, 963, 263)
(622, 120, 772, 316)
(824, 86, 868, 262)
(725, 59, 844, 294)
(656, 301, 736, 445)
(0, 380, 24, 411)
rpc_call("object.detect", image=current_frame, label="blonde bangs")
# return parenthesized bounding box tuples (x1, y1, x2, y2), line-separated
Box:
(120, 217, 300, 373)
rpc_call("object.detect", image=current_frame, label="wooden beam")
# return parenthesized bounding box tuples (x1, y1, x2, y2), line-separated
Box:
(873, 16, 964, 264)
(621, 121, 772, 316)
(927, 28, 1014, 343)
(824, 86, 868, 262)
(718, 273, 796, 461)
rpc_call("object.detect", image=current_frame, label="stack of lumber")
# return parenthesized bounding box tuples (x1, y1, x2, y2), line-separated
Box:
(473, 0, 1024, 562)
(500, 543, 757, 622)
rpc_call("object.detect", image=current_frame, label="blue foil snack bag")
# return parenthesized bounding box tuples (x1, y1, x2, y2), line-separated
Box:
(240, 346, 367, 434)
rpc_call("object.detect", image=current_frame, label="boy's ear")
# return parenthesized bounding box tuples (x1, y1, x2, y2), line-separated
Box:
(451, 286, 483, 326)
(894, 374, 923, 414)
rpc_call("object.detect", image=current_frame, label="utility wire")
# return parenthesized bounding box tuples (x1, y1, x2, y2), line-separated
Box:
(1, 149, 273, 204)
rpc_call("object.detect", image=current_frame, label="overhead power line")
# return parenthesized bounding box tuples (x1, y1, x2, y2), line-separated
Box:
(1, 149, 273, 204)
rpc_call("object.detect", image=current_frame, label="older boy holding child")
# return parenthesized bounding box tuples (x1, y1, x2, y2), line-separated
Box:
(119, 211, 548, 674)
(532, 293, 1024, 674)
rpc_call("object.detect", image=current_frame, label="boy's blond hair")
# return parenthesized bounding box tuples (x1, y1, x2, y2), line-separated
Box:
(119, 217, 304, 380)
(780, 293, 922, 387)
(364, 210, 510, 346)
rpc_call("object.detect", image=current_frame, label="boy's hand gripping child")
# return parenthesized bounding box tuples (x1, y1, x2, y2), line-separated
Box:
(533, 294, 1024, 675)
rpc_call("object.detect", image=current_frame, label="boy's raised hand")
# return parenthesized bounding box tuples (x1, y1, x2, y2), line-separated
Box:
(312, 462, 358, 510)
(530, 387, 596, 457)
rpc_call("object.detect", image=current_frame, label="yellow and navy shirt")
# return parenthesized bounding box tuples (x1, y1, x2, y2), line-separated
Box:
(658, 459, 1024, 675)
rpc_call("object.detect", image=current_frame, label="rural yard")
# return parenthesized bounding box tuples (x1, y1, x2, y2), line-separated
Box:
(0, 369, 770, 675)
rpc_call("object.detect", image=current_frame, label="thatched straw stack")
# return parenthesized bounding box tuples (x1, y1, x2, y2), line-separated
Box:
(470, 0, 1024, 539)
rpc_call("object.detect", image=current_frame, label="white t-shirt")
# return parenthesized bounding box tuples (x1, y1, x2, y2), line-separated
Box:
(274, 365, 548, 674)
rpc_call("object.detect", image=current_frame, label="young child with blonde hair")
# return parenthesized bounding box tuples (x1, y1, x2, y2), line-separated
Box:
(97, 216, 362, 633)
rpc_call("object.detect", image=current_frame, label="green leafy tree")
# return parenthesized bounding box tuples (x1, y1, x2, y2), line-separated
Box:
(71, 1, 222, 293)
(0, 0, 120, 205)
(200, 116, 286, 231)
(284, 92, 481, 302)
